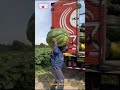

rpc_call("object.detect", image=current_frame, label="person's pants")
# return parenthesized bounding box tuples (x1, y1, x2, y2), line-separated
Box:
(50, 67, 64, 90)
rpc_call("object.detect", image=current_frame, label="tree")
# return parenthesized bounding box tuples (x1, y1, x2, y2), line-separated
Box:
(26, 13, 35, 46)
(11, 40, 25, 50)
(77, 3, 81, 9)
(39, 43, 48, 48)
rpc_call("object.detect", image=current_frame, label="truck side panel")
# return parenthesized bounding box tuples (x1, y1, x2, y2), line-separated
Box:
(85, 0, 106, 64)
(51, 0, 79, 53)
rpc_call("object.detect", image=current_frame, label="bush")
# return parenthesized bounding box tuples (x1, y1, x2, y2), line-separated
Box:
(35, 47, 50, 68)
(0, 52, 34, 90)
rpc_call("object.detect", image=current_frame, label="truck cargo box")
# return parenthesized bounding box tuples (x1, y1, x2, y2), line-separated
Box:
(85, 0, 106, 64)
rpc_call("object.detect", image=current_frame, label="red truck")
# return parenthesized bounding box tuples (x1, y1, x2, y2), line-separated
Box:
(51, 0, 85, 70)
(51, 0, 120, 89)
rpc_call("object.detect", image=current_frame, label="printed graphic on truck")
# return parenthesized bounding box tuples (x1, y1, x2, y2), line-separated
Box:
(85, 0, 106, 64)
(51, 0, 79, 53)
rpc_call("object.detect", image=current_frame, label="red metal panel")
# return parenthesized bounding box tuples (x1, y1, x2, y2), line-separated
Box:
(85, 0, 106, 64)
(51, 0, 78, 53)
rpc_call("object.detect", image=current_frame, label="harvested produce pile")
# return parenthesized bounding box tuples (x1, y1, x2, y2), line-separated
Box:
(46, 28, 69, 48)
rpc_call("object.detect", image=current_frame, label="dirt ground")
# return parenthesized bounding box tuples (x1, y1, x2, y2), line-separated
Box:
(35, 67, 85, 90)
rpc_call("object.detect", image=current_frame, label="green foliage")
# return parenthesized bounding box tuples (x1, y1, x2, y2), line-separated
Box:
(39, 43, 49, 48)
(35, 66, 52, 77)
(35, 47, 52, 80)
(26, 14, 35, 46)
(0, 41, 33, 52)
(11, 40, 32, 51)
(77, 3, 81, 9)
(35, 47, 50, 68)
(0, 52, 34, 89)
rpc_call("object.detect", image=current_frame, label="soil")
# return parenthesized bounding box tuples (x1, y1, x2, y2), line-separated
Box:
(35, 67, 85, 90)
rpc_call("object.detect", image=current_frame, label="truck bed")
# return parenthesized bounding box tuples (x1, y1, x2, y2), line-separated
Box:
(105, 60, 120, 66)
(86, 61, 120, 74)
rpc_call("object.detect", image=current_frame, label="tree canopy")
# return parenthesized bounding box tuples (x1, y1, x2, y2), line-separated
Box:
(26, 13, 35, 46)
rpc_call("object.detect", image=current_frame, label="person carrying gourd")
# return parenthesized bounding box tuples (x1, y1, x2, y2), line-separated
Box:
(49, 38, 68, 90)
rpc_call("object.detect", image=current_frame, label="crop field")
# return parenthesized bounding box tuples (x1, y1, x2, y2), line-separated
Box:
(0, 51, 34, 90)
(35, 47, 50, 67)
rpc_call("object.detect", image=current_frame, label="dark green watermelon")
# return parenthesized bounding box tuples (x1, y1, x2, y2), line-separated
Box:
(46, 28, 69, 48)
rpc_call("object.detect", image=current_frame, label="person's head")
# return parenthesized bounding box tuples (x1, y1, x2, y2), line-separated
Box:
(58, 45, 69, 53)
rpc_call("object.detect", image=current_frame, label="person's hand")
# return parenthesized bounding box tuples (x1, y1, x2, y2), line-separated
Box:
(52, 38, 57, 44)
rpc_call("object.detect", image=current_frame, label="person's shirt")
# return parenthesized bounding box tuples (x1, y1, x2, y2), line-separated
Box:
(50, 44, 64, 68)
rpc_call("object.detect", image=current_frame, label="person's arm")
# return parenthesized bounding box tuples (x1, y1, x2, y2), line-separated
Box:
(53, 38, 59, 54)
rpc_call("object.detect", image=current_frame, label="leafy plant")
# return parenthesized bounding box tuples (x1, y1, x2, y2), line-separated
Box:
(0, 52, 34, 90)
(35, 47, 50, 68)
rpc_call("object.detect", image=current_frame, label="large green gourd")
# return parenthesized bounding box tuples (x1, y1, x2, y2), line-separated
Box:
(46, 28, 69, 48)
(111, 42, 120, 59)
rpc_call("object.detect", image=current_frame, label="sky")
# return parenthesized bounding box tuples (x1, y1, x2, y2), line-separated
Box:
(0, 0, 34, 45)
(35, 0, 85, 45)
